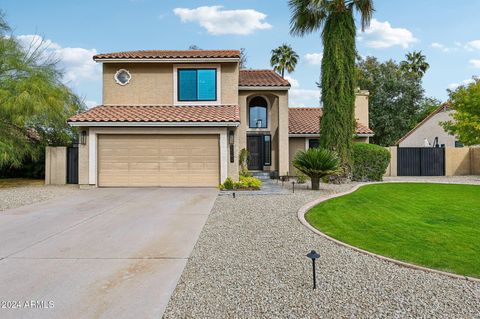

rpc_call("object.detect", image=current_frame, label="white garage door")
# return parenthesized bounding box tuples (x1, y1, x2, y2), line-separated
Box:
(97, 134, 220, 187)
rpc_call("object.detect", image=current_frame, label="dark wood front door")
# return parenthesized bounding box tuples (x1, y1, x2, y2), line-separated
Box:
(247, 135, 263, 170)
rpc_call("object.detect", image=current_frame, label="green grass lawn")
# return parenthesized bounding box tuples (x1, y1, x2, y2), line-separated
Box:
(306, 183, 480, 278)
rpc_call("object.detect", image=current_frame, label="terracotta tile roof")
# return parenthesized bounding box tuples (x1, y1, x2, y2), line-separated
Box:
(239, 69, 291, 87)
(288, 108, 374, 135)
(68, 105, 240, 123)
(396, 103, 450, 145)
(93, 50, 240, 60)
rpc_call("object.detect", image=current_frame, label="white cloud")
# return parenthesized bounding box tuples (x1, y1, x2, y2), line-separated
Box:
(469, 59, 480, 68)
(431, 42, 451, 52)
(359, 19, 418, 49)
(465, 40, 480, 51)
(286, 76, 320, 107)
(16, 34, 100, 84)
(173, 6, 272, 35)
(304, 53, 323, 65)
(448, 78, 475, 90)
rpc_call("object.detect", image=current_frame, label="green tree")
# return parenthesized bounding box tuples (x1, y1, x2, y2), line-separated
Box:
(441, 78, 480, 145)
(289, 0, 374, 177)
(293, 148, 339, 190)
(239, 48, 248, 69)
(0, 12, 84, 174)
(400, 51, 430, 79)
(356, 56, 430, 146)
(270, 44, 299, 78)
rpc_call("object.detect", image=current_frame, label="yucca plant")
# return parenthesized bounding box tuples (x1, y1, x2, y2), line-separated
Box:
(293, 148, 340, 190)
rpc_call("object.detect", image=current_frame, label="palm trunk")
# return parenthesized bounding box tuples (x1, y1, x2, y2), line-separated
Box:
(281, 68, 285, 78)
(311, 177, 320, 190)
(319, 11, 356, 179)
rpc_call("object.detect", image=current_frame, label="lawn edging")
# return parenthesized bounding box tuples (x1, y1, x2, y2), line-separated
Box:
(297, 181, 480, 283)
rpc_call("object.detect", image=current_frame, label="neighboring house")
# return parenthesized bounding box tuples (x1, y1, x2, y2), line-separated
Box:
(397, 104, 460, 148)
(68, 50, 373, 187)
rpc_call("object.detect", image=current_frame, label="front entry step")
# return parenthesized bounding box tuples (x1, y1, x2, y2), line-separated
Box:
(251, 172, 271, 180)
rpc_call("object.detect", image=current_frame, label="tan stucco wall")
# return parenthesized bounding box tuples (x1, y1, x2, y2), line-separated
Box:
(384, 146, 398, 177)
(78, 128, 90, 185)
(472, 148, 480, 175)
(289, 137, 305, 174)
(354, 91, 369, 126)
(45, 146, 66, 185)
(103, 62, 238, 105)
(399, 111, 456, 147)
(238, 90, 288, 174)
(445, 147, 471, 176)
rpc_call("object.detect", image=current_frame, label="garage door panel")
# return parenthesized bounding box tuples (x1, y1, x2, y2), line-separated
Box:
(98, 134, 219, 187)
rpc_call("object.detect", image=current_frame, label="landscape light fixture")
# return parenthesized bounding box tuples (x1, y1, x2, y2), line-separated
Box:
(306, 250, 320, 289)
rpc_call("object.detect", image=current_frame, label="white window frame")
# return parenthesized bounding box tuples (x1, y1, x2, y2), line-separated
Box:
(173, 64, 221, 106)
(247, 95, 270, 132)
(305, 138, 320, 150)
(114, 69, 131, 86)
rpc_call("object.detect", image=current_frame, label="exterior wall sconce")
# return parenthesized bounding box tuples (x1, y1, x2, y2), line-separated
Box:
(229, 130, 234, 163)
(80, 130, 87, 145)
(256, 119, 262, 128)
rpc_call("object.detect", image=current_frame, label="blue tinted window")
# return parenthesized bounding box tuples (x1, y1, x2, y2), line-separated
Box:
(249, 97, 268, 128)
(197, 69, 216, 101)
(178, 69, 216, 101)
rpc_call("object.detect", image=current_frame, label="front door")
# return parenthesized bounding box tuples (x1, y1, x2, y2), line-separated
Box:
(247, 135, 263, 170)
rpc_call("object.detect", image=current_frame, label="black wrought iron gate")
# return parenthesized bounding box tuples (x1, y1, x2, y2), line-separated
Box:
(397, 147, 445, 176)
(66, 146, 79, 184)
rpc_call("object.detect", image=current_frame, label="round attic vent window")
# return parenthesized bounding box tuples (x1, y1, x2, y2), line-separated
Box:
(114, 69, 131, 85)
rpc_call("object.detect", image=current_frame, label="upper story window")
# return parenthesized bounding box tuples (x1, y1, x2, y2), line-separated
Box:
(114, 69, 131, 85)
(178, 68, 217, 101)
(249, 96, 268, 128)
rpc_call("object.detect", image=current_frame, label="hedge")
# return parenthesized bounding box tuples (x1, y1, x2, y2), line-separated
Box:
(352, 143, 391, 182)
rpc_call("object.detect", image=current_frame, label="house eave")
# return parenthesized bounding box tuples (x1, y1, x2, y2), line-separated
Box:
(94, 58, 240, 63)
(238, 86, 290, 91)
(68, 121, 240, 127)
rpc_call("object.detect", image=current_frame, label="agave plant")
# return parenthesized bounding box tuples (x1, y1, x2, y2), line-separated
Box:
(293, 148, 340, 190)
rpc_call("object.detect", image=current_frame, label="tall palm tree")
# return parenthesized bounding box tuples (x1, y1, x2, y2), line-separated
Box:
(270, 44, 299, 78)
(289, 0, 374, 177)
(401, 51, 430, 79)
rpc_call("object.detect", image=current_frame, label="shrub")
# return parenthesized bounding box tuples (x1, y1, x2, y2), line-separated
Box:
(293, 148, 340, 190)
(294, 169, 308, 184)
(220, 177, 235, 190)
(239, 148, 252, 177)
(352, 143, 391, 182)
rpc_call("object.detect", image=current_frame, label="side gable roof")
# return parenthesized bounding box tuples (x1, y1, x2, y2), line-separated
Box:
(288, 107, 373, 136)
(396, 104, 450, 145)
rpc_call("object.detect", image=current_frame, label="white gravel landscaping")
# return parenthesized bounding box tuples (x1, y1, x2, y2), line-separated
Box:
(0, 185, 79, 211)
(163, 179, 480, 318)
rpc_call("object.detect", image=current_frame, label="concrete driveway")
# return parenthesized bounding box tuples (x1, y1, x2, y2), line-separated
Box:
(0, 187, 218, 319)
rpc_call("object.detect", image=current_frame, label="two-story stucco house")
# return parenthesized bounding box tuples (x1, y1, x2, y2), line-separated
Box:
(68, 50, 373, 187)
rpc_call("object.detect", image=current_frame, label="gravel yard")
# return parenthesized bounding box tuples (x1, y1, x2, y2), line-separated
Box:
(163, 179, 480, 318)
(0, 185, 79, 211)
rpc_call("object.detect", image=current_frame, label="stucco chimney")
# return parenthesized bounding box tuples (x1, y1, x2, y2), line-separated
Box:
(354, 89, 369, 126)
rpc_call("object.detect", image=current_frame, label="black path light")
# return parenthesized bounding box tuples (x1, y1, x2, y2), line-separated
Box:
(292, 181, 295, 193)
(306, 250, 320, 289)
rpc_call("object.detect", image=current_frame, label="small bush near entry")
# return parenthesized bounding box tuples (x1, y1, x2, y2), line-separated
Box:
(219, 176, 262, 190)
(293, 148, 340, 190)
(352, 143, 391, 182)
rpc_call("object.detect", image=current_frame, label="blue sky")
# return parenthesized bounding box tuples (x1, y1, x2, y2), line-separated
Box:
(2, 0, 480, 108)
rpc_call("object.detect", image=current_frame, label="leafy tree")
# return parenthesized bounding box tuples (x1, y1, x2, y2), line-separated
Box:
(188, 44, 201, 50)
(270, 44, 299, 78)
(441, 78, 480, 145)
(293, 148, 339, 190)
(239, 48, 248, 69)
(400, 51, 430, 79)
(356, 56, 431, 146)
(0, 12, 84, 174)
(289, 0, 373, 178)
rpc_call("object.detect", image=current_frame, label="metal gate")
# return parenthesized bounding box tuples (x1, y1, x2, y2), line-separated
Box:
(66, 146, 78, 184)
(397, 147, 445, 176)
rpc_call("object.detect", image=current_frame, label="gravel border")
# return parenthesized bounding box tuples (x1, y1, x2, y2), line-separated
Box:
(298, 182, 480, 283)
(0, 185, 79, 211)
(163, 179, 480, 318)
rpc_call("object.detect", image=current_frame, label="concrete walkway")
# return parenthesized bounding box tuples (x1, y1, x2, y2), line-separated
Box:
(0, 187, 217, 319)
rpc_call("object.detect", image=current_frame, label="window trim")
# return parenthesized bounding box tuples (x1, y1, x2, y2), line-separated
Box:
(114, 69, 131, 86)
(263, 134, 272, 166)
(177, 68, 217, 102)
(173, 64, 221, 106)
(306, 138, 320, 150)
(248, 96, 269, 129)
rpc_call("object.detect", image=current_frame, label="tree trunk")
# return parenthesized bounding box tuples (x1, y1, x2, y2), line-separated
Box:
(281, 69, 285, 78)
(311, 177, 320, 190)
(319, 11, 356, 179)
